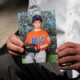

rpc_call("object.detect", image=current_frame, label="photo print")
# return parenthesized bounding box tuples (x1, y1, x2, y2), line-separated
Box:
(18, 10, 57, 64)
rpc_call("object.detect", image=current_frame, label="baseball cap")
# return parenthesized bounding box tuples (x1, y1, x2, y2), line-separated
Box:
(32, 15, 42, 22)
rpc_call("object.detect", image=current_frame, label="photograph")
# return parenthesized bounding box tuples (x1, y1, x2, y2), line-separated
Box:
(18, 10, 57, 64)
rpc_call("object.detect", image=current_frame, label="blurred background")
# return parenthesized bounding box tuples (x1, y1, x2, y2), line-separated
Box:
(0, 0, 29, 55)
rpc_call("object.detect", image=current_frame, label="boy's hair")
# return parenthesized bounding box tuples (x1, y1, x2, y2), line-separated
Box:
(32, 18, 42, 23)
(32, 15, 42, 23)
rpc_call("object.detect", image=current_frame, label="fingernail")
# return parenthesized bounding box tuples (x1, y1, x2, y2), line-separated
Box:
(19, 48, 23, 53)
(56, 49, 58, 53)
(56, 56, 58, 60)
(57, 61, 58, 64)
(19, 43, 22, 47)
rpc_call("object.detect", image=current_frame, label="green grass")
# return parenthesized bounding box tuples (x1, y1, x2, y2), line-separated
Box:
(46, 54, 57, 62)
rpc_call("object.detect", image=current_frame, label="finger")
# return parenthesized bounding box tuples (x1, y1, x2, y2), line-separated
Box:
(7, 42, 24, 53)
(56, 42, 78, 52)
(56, 55, 59, 60)
(9, 50, 21, 56)
(9, 35, 24, 47)
(58, 55, 80, 64)
(6, 39, 11, 44)
(58, 65, 71, 70)
(58, 48, 77, 58)
(58, 56, 76, 65)
(58, 62, 80, 71)
(72, 63, 80, 72)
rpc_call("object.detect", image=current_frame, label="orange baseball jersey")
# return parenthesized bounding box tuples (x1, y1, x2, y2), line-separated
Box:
(25, 29, 51, 50)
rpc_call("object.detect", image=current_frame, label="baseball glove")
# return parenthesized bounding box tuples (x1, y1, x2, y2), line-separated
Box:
(25, 43, 40, 52)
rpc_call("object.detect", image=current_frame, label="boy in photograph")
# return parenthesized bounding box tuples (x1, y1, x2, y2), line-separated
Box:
(25, 15, 51, 63)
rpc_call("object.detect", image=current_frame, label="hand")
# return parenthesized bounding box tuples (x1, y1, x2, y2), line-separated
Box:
(35, 45, 40, 51)
(6, 34, 24, 58)
(25, 43, 40, 52)
(56, 42, 80, 72)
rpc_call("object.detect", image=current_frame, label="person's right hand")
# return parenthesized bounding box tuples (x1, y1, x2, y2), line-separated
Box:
(6, 34, 24, 58)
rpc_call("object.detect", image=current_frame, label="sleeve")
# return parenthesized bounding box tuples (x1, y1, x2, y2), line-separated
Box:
(25, 33, 30, 44)
(45, 31, 51, 45)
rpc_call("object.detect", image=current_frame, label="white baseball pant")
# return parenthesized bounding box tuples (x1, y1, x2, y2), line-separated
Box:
(25, 50, 46, 63)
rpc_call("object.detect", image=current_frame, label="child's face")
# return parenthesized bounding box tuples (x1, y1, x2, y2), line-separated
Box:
(32, 20, 42, 29)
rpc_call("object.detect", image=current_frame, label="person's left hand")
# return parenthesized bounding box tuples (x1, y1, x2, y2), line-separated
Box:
(56, 42, 80, 72)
